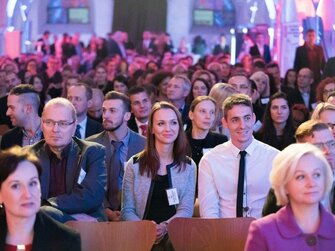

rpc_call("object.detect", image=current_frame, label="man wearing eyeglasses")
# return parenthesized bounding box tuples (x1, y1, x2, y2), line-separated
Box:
(29, 97, 107, 223)
(263, 120, 335, 216)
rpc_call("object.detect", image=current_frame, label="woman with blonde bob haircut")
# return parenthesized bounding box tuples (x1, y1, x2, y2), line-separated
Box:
(245, 143, 335, 250)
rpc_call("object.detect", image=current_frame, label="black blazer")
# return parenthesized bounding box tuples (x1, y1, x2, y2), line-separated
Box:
(127, 114, 139, 133)
(1, 127, 44, 150)
(287, 88, 316, 111)
(186, 130, 228, 167)
(0, 211, 81, 251)
(324, 57, 335, 78)
(249, 44, 271, 63)
(0, 95, 12, 128)
(85, 117, 103, 138)
(294, 43, 325, 81)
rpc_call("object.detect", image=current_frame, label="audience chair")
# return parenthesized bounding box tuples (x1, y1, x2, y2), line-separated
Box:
(65, 220, 156, 251)
(168, 217, 255, 251)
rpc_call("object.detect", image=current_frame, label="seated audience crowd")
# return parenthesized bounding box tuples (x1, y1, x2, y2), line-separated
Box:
(0, 28, 335, 250)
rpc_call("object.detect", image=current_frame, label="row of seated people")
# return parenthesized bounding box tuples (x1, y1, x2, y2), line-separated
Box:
(0, 89, 335, 250)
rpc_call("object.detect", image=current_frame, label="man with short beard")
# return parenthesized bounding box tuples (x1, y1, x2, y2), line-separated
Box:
(87, 91, 146, 221)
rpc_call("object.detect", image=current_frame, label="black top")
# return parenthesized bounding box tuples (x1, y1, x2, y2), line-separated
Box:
(0, 211, 81, 251)
(145, 174, 176, 223)
(186, 130, 228, 167)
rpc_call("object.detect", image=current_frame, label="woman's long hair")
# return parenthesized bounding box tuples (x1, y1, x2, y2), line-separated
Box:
(257, 92, 295, 150)
(138, 102, 190, 179)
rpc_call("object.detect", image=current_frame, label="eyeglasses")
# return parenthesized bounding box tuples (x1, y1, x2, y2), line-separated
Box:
(42, 120, 75, 129)
(323, 89, 335, 95)
(327, 123, 335, 129)
(313, 140, 335, 150)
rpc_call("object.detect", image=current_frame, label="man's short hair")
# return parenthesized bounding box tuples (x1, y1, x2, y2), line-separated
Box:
(222, 93, 253, 118)
(128, 86, 150, 98)
(43, 97, 77, 121)
(295, 120, 330, 143)
(265, 62, 279, 70)
(9, 84, 40, 113)
(270, 143, 333, 206)
(306, 28, 315, 34)
(73, 82, 93, 100)
(104, 91, 131, 112)
(171, 75, 191, 92)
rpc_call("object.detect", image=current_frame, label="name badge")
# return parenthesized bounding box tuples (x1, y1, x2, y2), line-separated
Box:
(77, 168, 86, 184)
(166, 188, 179, 206)
(202, 148, 212, 154)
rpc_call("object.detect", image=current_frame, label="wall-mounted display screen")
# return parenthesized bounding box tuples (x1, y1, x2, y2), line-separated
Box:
(68, 8, 90, 24)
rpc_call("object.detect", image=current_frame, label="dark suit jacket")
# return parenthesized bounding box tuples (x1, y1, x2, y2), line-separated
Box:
(0, 211, 81, 251)
(107, 38, 123, 57)
(127, 115, 139, 133)
(0, 95, 12, 128)
(85, 117, 103, 138)
(249, 44, 271, 63)
(86, 129, 146, 209)
(294, 43, 325, 81)
(287, 88, 316, 111)
(1, 127, 44, 150)
(1, 127, 23, 150)
(29, 138, 107, 221)
(323, 57, 335, 78)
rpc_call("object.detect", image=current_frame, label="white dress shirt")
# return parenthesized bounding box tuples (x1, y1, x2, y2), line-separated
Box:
(198, 138, 279, 219)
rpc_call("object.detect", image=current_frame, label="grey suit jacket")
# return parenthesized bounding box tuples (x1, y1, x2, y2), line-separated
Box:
(86, 129, 146, 167)
(87, 129, 146, 209)
(29, 138, 107, 220)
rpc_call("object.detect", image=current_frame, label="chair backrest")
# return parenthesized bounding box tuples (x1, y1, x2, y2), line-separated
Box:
(168, 217, 255, 251)
(65, 220, 156, 251)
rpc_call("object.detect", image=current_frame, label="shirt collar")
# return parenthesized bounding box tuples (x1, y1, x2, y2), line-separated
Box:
(22, 125, 42, 139)
(276, 204, 335, 239)
(135, 117, 148, 127)
(116, 128, 130, 146)
(228, 137, 256, 158)
(78, 116, 87, 128)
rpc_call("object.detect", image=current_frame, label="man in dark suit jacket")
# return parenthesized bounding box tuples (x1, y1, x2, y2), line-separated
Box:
(87, 91, 146, 222)
(294, 29, 325, 83)
(30, 97, 107, 223)
(167, 75, 192, 129)
(67, 83, 103, 139)
(249, 33, 271, 63)
(0, 71, 22, 134)
(127, 86, 152, 136)
(288, 68, 317, 112)
(1, 85, 43, 150)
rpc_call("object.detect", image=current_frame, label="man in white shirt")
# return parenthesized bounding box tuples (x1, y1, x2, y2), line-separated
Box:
(198, 93, 279, 219)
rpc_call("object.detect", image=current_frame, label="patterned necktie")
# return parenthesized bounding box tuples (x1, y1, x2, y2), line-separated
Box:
(236, 151, 247, 217)
(108, 141, 123, 210)
(139, 124, 148, 137)
(74, 124, 81, 139)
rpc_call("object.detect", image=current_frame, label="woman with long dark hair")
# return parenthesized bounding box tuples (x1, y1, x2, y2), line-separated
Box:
(122, 102, 196, 250)
(28, 74, 51, 115)
(256, 92, 295, 150)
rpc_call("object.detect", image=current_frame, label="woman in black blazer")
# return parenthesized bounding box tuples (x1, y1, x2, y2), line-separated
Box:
(0, 146, 81, 251)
